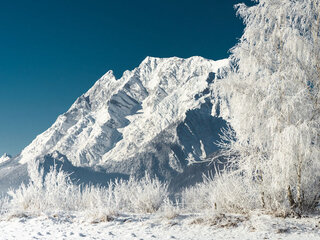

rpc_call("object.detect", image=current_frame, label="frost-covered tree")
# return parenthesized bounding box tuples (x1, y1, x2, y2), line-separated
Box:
(214, 0, 320, 214)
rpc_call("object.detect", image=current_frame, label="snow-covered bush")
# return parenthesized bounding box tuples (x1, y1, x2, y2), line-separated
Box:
(181, 175, 216, 212)
(112, 174, 168, 213)
(181, 172, 259, 214)
(8, 162, 81, 214)
(205, 172, 260, 213)
(7, 161, 168, 217)
(127, 174, 168, 213)
(0, 195, 9, 216)
(79, 185, 116, 222)
(158, 197, 180, 219)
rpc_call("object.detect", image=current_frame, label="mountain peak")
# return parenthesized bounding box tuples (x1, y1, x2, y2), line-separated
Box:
(17, 56, 229, 186)
(0, 153, 11, 163)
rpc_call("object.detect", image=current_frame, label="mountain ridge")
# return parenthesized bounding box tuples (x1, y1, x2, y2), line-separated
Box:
(1, 56, 229, 192)
(18, 56, 228, 166)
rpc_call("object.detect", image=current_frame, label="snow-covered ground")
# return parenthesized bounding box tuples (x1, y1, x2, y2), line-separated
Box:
(1, 212, 319, 240)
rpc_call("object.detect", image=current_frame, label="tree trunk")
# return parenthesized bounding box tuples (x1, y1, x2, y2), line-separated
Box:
(287, 185, 295, 209)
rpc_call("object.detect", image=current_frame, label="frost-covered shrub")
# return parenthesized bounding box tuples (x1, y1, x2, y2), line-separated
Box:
(159, 197, 180, 219)
(80, 174, 168, 214)
(0, 195, 10, 216)
(181, 176, 215, 212)
(8, 163, 81, 214)
(207, 172, 260, 213)
(7, 161, 168, 217)
(112, 174, 168, 213)
(127, 174, 168, 213)
(181, 173, 259, 214)
(79, 185, 116, 222)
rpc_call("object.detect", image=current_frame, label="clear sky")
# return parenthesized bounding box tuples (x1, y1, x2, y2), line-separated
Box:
(0, 0, 253, 156)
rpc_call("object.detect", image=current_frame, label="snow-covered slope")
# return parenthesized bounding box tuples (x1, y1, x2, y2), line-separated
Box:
(13, 56, 228, 186)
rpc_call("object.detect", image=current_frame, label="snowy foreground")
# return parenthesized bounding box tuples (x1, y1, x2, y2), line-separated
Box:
(1, 212, 320, 240)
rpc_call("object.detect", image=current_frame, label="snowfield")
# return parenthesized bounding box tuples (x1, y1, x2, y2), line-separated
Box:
(1, 212, 320, 240)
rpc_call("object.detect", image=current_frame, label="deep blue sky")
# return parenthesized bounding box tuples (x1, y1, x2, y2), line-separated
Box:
(0, 0, 253, 156)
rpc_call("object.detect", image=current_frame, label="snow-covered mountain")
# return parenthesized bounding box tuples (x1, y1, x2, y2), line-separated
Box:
(0, 153, 11, 163)
(1, 56, 229, 191)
